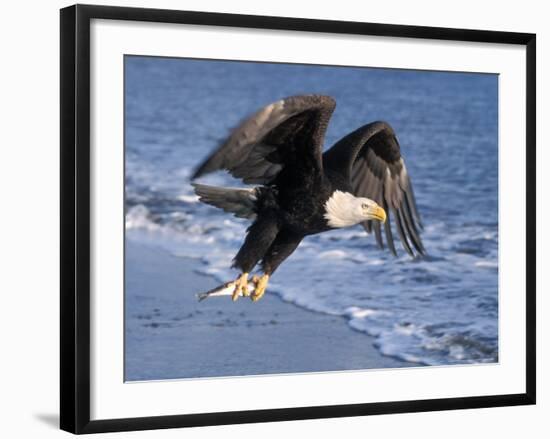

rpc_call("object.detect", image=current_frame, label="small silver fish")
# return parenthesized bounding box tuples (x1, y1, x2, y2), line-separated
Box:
(196, 281, 256, 302)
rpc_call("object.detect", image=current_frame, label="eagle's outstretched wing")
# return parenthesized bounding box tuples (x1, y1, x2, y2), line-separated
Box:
(324, 121, 425, 257)
(192, 95, 336, 185)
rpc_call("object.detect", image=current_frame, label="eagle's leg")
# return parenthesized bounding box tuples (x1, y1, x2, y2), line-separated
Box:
(231, 215, 280, 302)
(231, 272, 250, 301)
(248, 229, 303, 302)
(251, 274, 270, 302)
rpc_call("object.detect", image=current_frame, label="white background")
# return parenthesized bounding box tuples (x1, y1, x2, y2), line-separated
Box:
(0, 0, 546, 438)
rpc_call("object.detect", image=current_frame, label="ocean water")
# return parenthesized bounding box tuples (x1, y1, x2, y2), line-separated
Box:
(125, 56, 498, 367)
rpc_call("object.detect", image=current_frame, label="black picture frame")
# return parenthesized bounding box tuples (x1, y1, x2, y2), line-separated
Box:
(60, 4, 536, 434)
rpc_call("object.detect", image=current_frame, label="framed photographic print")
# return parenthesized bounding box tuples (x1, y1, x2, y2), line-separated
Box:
(60, 4, 536, 434)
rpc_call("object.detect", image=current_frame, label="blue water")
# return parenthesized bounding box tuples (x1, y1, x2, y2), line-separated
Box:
(125, 56, 498, 366)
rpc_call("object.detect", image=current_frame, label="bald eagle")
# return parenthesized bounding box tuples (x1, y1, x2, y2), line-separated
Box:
(191, 95, 424, 301)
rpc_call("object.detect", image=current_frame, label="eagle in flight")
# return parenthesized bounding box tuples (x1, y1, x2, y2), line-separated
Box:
(191, 95, 424, 302)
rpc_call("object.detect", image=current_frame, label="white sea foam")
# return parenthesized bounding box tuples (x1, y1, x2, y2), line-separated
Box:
(178, 194, 200, 203)
(345, 306, 384, 319)
(318, 250, 348, 259)
(125, 205, 160, 231)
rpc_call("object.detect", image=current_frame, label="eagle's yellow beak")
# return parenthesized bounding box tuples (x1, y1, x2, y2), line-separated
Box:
(368, 205, 387, 223)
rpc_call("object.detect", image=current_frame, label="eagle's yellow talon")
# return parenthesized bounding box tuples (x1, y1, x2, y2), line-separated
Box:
(232, 273, 249, 301)
(251, 274, 270, 302)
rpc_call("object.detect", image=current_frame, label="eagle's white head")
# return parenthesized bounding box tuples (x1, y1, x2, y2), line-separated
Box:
(324, 190, 387, 228)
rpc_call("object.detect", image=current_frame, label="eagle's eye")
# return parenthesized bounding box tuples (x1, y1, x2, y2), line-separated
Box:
(361, 203, 369, 209)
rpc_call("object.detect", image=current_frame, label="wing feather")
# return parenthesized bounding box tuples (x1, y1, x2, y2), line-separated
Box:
(324, 121, 425, 257)
(383, 199, 398, 255)
(192, 95, 336, 185)
(393, 207, 414, 256)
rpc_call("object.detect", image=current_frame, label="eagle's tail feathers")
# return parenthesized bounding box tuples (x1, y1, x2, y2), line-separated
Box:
(192, 183, 258, 220)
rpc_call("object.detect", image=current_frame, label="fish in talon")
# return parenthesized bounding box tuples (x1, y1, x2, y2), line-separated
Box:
(196, 280, 255, 302)
(232, 272, 250, 301)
